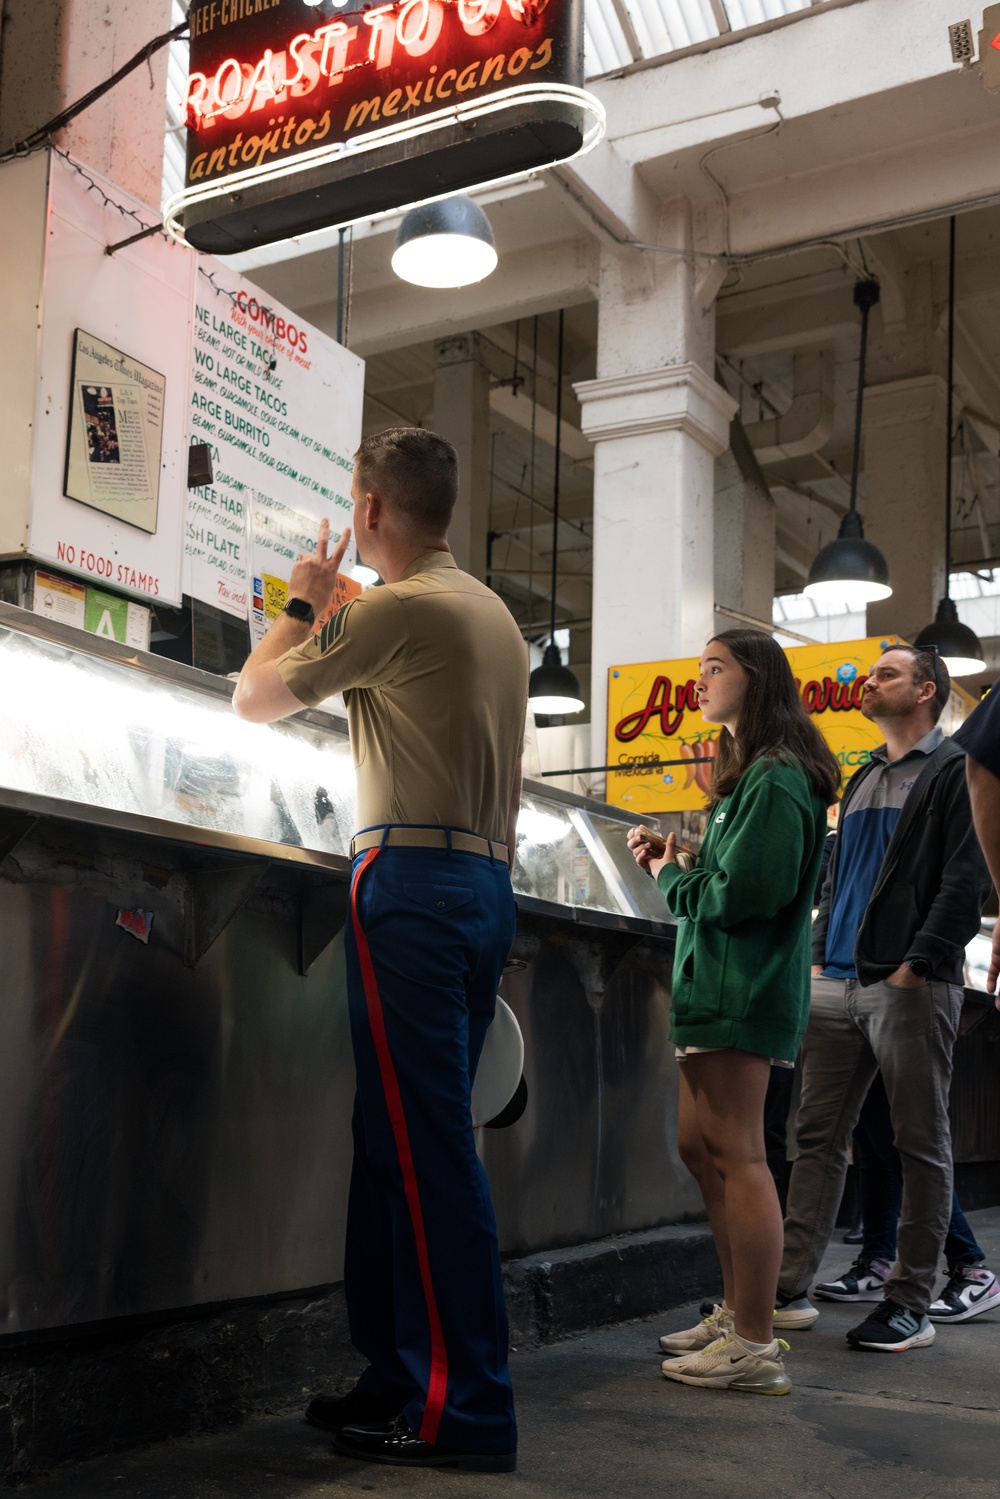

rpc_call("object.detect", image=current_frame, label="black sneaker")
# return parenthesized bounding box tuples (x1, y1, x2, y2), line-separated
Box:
(846, 1299, 935, 1351)
(815, 1256, 892, 1303)
(928, 1266, 1000, 1323)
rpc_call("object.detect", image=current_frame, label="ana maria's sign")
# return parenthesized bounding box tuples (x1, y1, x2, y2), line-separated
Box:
(165, 0, 603, 253)
(604, 637, 979, 814)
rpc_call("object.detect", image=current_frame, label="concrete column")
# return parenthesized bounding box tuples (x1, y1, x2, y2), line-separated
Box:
(0, 0, 175, 208)
(863, 376, 947, 644)
(433, 333, 491, 580)
(575, 202, 736, 768)
(713, 415, 776, 638)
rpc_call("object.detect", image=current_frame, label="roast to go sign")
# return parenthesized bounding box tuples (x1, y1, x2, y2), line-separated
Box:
(165, 0, 603, 253)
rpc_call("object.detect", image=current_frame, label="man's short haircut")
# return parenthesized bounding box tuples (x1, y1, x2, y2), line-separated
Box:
(880, 644, 951, 722)
(354, 428, 458, 535)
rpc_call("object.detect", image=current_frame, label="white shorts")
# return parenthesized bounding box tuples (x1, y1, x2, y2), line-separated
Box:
(675, 1045, 794, 1069)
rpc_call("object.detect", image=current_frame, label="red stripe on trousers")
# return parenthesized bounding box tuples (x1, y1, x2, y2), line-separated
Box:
(350, 847, 449, 1445)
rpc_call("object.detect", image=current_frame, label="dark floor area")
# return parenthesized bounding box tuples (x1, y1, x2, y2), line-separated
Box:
(17, 1210, 1000, 1498)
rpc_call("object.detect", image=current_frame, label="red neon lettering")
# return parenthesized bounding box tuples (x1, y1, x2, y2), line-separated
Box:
(316, 21, 357, 81)
(364, 4, 397, 67)
(247, 48, 286, 112)
(182, 0, 558, 131)
(397, 0, 445, 56)
(213, 57, 245, 111)
(286, 32, 315, 91)
(183, 71, 210, 124)
(457, 0, 502, 34)
(508, 0, 549, 20)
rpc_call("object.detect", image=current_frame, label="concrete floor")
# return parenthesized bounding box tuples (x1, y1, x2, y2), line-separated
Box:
(19, 1210, 1000, 1499)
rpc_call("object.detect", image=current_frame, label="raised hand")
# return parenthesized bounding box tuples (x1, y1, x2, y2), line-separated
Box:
(287, 519, 352, 617)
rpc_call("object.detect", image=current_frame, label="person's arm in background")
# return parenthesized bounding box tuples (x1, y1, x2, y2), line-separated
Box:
(506, 757, 523, 869)
(967, 757, 1000, 1002)
(810, 833, 837, 977)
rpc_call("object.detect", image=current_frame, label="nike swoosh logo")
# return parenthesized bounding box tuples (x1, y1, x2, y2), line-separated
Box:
(967, 1284, 993, 1303)
(729, 1355, 748, 1365)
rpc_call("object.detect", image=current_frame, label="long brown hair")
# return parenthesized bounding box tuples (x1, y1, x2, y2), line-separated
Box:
(707, 629, 841, 806)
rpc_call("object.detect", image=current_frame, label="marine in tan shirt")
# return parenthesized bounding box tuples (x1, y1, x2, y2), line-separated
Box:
(276, 549, 527, 843)
(233, 428, 526, 1469)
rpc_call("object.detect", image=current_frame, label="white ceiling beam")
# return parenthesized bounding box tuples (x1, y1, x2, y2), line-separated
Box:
(549, 140, 663, 247)
(592, 0, 962, 163)
(717, 284, 857, 357)
(318, 239, 599, 357)
(722, 118, 999, 262)
(490, 384, 594, 464)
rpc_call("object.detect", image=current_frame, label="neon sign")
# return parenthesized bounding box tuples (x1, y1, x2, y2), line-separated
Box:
(166, 0, 602, 253)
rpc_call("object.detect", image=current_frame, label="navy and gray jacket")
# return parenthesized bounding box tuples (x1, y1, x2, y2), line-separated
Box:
(813, 737, 991, 987)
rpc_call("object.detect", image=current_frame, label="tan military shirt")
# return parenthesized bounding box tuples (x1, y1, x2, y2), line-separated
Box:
(277, 551, 529, 842)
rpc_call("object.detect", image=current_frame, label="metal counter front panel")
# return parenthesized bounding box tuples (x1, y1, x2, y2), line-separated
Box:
(0, 879, 356, 1332)
(0, 839, 691, 1335)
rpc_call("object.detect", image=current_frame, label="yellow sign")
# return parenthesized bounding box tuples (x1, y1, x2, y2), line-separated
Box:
(605, 637, 974, 813)
(262, 572, 288, 622)
(262, 568, 361, 629)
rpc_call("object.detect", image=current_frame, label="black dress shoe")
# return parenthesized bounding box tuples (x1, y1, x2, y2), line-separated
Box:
(304, 1389, 399, 1432)
(335, 1414, 516, 1472)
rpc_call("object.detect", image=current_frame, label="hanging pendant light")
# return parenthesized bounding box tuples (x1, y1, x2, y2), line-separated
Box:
(804, 279, 892, 610)
(528, 309, 584, 717)
(391, 196, 497, 289)
(914, 216, 986, 676)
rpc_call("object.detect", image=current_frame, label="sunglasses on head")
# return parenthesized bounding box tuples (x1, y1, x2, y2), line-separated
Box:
(916, 642, 945, 687)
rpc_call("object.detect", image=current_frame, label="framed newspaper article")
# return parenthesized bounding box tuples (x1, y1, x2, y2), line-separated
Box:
(63, 330, 165, 534)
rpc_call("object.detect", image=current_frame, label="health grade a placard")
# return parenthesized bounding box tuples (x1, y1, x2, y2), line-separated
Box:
(606, 638, 908, 814)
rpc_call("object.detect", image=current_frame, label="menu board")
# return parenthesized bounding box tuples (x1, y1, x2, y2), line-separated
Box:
(184, 263, 364, 632)
(25, 149, 193, 605)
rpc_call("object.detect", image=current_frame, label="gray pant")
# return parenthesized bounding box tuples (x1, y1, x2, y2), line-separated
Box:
(779, 975, 963, 1316)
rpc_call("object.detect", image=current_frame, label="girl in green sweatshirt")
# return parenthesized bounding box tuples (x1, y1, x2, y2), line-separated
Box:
(628, 629, 839, 1395)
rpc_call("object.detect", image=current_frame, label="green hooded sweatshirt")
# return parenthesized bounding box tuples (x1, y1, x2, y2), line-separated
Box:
(657, 755, 827, 1063)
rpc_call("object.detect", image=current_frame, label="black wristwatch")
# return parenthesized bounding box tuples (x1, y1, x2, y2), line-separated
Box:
(282, 597, 315, 625)
(906, 956, 932, 980)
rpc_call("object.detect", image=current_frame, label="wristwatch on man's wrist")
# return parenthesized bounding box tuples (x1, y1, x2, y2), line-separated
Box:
(282, 597, 315, 626)
(906, 956, 932, 980)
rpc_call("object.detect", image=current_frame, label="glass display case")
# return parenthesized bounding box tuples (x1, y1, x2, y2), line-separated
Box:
(0, 603, 668, 929)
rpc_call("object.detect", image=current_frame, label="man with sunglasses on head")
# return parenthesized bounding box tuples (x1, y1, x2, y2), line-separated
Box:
(774, 644, 990, 1352)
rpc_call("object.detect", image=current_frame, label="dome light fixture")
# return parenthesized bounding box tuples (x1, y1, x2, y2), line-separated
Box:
(530, 642, 585, 716)
(391, 196, 498, 289)
(527, 309, 584, 718)
(916, 596, 985, 677)
(351, 563, 380, 589)
(804, 279, 892, 610)
(914, 217, 986, 678)
(804, 510, 892, 612)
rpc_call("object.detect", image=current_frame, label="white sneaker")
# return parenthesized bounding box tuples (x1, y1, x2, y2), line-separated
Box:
(928, 1266, 1000, 1323)
(773, 1292, 819, 1329)
(659, 1302, 734, 1355)
(661, 1333, 791, 1395)
(814, 1256, 892, 1303)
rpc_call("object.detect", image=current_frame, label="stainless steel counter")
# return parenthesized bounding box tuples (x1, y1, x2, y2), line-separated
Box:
(0, 603, 694, 1336)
